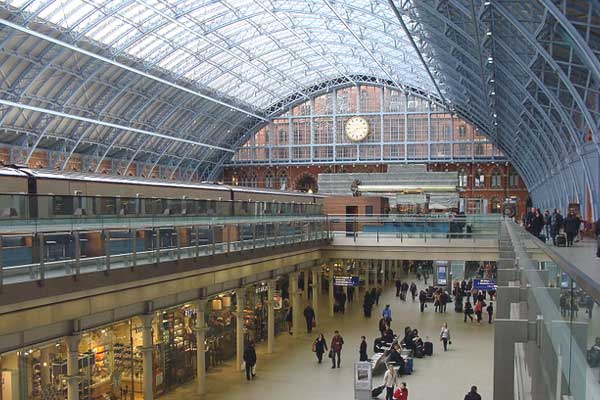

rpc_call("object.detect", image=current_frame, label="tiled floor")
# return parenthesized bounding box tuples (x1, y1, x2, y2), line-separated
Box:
(158, 277, 494, 400)
(552, 237, 600, 281)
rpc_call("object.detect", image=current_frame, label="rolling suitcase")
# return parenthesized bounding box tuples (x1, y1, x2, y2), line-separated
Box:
(372, 385, 385, 398)
(424, 341, 433, 356)
(556, 234, 567, 247)
(403, 357, 413, 375)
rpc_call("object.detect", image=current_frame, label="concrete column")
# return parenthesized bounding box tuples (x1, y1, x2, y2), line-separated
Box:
(236, 289, 245, 371)
(40, 347, 51, 388)
(364, 262, 371, 294)
(303, 270, 309, 302)
(194, 300, 207, 395)
(493, 318, 528, 400)
(311, 269, 320, 327)
(290, 272, 302, 337)
(65, 335, 81, 400)
(328, 268, 335, 317)
(141, 314, 154, 400)
(267, 280, 276, 354)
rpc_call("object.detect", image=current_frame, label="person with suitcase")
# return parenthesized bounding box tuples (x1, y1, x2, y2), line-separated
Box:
(550, 209, 564, 245)
(383, 363, 398, 400)
(440, 322, 451, 351)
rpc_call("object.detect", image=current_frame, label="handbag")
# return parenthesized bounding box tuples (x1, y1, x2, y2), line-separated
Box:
(312, 342, 317, 352)
(328, 350, 333, 358)
(312, 319, 317, 328)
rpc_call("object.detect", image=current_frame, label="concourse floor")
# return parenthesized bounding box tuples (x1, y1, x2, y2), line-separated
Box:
(552, 236, 600, 282)
(159, 278, 494, 400)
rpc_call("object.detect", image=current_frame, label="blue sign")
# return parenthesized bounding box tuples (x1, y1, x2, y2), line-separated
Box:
(473, 279, 497, 291)
(334, 276, 360, 287)
(436, 261, 448, 285)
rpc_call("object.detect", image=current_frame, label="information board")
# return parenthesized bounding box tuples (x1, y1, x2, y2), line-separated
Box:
(473, 279, 497, 291)
(354, 362, 372, 390)
(436, 261, 448, 285)
(334, 276, 360, 287)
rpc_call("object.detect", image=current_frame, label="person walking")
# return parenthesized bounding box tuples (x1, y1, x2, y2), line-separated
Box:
(564, 211, 581, 247)
(330, 330, 344, 368)
(464, 300, 474, 323)
(383, 363, 398, 400)
(487, 302, 494, 324)
(543, 209, 551, 240)
(286, 306, 293, 335)
(410, 282, 417, 301)
(475, 300, 484, 325)
(595, 217, 600, 258)
(419, 290, 427, 313)
(464, 385, 482, 400)
(359, 336, 369, 361)
(393, 382, 408, 400)
(379, 317, 388, 338)
(243, 342, 257, 381)
(440, 322, 451, 351)
(313, 333, 327, 364)
(550, 209, 564, 245)
(304, 304, 315, 333)
(382, 304, 392, 324)
(395, 278, 402, 297)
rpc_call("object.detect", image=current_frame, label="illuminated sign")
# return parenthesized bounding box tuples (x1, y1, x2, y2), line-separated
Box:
(473, 279, 497, 291)
(334, 276, 360, 287)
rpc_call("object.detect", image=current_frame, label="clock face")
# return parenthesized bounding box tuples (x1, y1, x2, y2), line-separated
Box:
(345, 116, 369, 142)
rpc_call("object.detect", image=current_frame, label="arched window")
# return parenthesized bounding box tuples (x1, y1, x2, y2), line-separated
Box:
(278, 171, 288, 190)
(491, 168, 502, 188)
(474, 169, 485, 188)
(264, 170, 274, 188)
(509, 170, 519, 187)
(491, 197, 502, 214)
(458, 168, 468, 187)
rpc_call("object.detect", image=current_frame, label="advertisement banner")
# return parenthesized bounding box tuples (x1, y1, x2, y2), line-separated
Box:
(334, 276, 360, 287)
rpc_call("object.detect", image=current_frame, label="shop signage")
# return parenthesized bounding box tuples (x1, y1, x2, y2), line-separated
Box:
(473, 279, 497, 291)
(272, 290, 283, 310)
(255, 284, 268, 294)
(334, 276, 359, 287)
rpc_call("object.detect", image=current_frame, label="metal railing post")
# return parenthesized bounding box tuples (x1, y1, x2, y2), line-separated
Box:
(211, 225, 216, 255)
(36, 233, 44, 280)
(263, 222, 267, 248)
(253, 223, 256, 250)
(176, 227, 181, 263)
(155, 228, 160, 266)
(74, 231, 81, 276)
(131, 228, 137, 268)
(226, 224, 231, 254)
(0, 235, 3, 292)
(104, 229, 111, 272)
(194, 226, 200, 260)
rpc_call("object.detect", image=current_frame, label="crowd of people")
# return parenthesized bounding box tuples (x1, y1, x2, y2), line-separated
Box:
(253, 270, 490, 399)
(523, 207, 600, 256)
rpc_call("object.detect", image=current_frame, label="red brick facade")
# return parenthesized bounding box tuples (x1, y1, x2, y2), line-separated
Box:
(222, 162, 530, 215)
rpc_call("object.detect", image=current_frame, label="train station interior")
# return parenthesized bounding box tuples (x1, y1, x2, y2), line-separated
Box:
(0, 1, 599, 400)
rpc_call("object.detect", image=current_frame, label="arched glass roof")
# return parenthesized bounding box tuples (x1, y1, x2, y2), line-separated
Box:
(0, 0, 598, 216)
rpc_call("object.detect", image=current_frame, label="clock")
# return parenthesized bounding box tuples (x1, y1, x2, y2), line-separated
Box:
(345, 116, 369, 142)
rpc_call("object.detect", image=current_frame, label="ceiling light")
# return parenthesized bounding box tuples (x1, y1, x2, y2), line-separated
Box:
(486, 31, 492, 37)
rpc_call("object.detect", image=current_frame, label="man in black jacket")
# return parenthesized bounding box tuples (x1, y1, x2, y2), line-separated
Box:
(243, 342, 257, 380)
(464, 385, 482, 400)
(304, 305, 315, 333)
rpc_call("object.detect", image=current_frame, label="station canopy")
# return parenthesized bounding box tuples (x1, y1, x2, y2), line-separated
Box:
(0, 0, 598, 215)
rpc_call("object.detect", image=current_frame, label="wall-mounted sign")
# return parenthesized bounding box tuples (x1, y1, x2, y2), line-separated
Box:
(436, 261, 448, 285)
(334, 276, 360, 287)
(272, 291, 283, 310)
(473, 279, 497, 291)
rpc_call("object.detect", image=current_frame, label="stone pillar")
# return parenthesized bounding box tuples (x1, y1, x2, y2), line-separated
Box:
(328, 268, 335, 317)
(311, 269, 320, 327)
(65, 335, 81, 400)
(267, 280, 276, 353)
(194, 300, 207, 395)
(236, 289, 245, 371)
(364, 262, 370, 294)
(141, 314, 154, 400)
(303, 270, 309, 302)
(290, 272, 302, 337)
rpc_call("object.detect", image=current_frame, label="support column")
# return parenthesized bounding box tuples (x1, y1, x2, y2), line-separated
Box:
(303, 270, 309, 303)
(267, 280, 276, 353)
(290, 272, 302, 337)
(311, 268, 320, 327)
(65, 335, 81, 400)
(194, 300, 207, 395)
(141, 314, 154, 400)
(364, 262, 371, 294)
(328, 268, 335, 317)
(236, 289, 245, 371)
